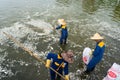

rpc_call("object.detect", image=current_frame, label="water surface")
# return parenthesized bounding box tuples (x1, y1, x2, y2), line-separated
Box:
(0, 0, 120, 80)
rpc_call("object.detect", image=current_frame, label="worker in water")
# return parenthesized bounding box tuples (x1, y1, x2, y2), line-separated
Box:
(56, 19, 68, 45)
(85, 33, 105, 73)
(45, 50, 74, 80)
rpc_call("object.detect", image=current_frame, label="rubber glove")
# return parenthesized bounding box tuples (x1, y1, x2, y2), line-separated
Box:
(45, 59, 51, 68)
(89, 49, 94, 55)
(65, 75, 69, 80)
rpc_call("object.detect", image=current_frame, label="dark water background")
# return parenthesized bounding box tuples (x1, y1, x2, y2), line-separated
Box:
(0, 0, 120, 80)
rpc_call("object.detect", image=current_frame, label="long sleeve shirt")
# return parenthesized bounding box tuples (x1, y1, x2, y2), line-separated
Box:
(47, 53, 69, 75)
(87, 41, 105, 69)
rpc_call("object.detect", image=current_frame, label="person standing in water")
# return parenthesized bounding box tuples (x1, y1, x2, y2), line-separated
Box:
(45, 50, 74, 80)
(55, 19, 68, 45)
(85, 33, 105, 73)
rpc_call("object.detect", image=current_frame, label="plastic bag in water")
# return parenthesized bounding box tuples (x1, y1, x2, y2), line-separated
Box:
(103, 63, 120, 80)
(82, 47, 92, 65)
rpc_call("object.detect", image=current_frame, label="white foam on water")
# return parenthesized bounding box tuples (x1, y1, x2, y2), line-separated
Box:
(0, 52, 7, 64)
(0, 21, 51, 49)
(0, 67, 14, 79)
(0, 19, 54, 45)
(0, 52, 14, 79)
(68, 39, 82, 48)
(23, 41, 37, 52)
(33, 11, 49, 17)
(0, 21, 51, 52)
(93, 17, 120, 41)
(69, 72, 80, 80)
(0, 22, 33, 45)
(47, 45, 54, 52)
(99, 22, 120, 40)
(26, 19, 53, 35)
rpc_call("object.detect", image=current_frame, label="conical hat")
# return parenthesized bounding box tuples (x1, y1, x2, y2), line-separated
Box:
(61, 50, 74, 63)
(58, 19, 66, 25)
(90, 33, 104, 40)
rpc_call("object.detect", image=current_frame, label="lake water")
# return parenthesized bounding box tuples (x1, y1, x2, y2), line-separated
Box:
(0, 0, 120, 80)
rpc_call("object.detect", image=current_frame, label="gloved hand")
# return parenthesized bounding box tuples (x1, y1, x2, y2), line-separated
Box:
(45, 59, 51, 68)
(65, 75, 69, 80)
(89, 49, 94, 55)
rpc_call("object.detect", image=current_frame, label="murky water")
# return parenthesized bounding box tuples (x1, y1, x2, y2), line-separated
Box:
(0, 0, 120, 80)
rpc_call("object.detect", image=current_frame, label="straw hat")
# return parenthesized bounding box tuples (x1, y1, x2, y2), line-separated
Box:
(90, 33, 104, 40)
(61, 50, 74, 63)
(58, 19, 66, 25)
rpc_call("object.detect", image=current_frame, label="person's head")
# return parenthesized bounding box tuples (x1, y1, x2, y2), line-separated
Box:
(61, 50, 74, 63)
(58, 19, 66, 26)
(90, 33, 104, 42)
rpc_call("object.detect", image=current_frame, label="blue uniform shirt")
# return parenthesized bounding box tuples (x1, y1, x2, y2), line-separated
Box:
(87, 41, 105, 71)
(47, 53, 69, 75)
(56, 25, 68, 44)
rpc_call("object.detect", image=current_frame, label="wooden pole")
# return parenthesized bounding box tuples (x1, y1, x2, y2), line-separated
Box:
(3, 32, 65, 80)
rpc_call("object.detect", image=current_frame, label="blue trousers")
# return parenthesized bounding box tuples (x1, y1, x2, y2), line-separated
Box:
(60, 35, 67, 44)
(50, 68, 63, 80)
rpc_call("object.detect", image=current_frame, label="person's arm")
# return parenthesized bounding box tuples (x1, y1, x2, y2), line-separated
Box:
(45, 53, 54, 68)
(64, 62, 69, 80)
(56, 25, 61, 30)
(47, 53, 54, 59)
